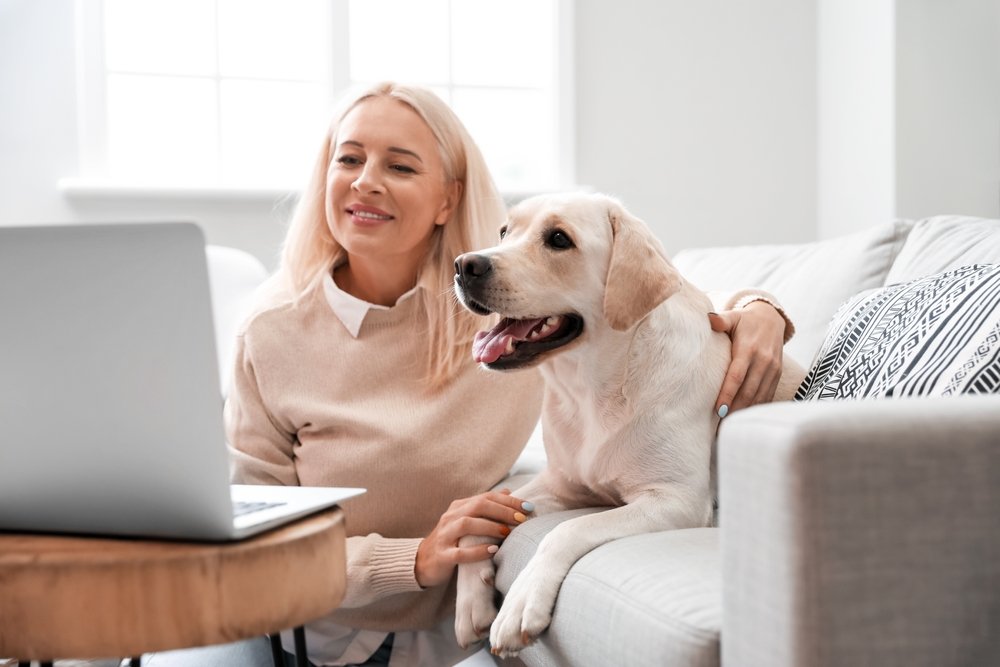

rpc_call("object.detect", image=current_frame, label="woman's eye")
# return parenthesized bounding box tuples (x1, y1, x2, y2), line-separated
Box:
(546, 229, 574, 250)
(390, 164, 417, 174)
(499, 226, 508, 240)
(336, 155, 361, 166)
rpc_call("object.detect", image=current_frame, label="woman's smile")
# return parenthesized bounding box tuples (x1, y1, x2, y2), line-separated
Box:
(348, 203, 394, 226)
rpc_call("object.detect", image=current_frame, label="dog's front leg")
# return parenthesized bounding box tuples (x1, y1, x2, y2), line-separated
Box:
(489, 485, 710, 657)
(455, 472, 569, 648)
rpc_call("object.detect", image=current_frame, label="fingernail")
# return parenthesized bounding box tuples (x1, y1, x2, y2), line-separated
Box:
(499, 525, 511, 536)
(487, 545, 499, 554)
(717, 404, 729, 419)
(513, 512, 527, 523)
(520, 501, 535, 512)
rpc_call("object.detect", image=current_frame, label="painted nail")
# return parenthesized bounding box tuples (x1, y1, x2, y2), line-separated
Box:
(487, 545, 499, 554)
(499, 525, 511, 536)
(521, 501, 535, 512)
(513, 512, 527, 523)
(717, 404, 729, 419)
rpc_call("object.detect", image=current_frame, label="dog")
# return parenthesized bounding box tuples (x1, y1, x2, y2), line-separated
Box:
(451, 192, 804, 657)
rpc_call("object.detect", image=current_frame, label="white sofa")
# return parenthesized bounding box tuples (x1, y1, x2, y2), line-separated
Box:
(495, 216, 1000, 667)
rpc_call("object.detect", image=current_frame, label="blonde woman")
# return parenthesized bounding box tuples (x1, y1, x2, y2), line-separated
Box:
(150, 82, 790, 667)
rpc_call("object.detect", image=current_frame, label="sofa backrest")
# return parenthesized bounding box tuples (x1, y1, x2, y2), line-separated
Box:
(205, 245, 270, 396)
(672, 221, 914, 366)
(674, 215, 1000, 368)
(884, 215, 1000, 285)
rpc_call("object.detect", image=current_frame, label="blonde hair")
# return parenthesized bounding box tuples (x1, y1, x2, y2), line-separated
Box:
(277, 82, 505, 389)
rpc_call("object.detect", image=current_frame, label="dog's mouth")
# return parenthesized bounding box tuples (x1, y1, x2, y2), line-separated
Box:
(472, 313, 584, 370)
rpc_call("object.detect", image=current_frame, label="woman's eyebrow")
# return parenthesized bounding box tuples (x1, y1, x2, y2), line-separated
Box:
(388, 146, 423, 163)
(338, 140, 423, 164)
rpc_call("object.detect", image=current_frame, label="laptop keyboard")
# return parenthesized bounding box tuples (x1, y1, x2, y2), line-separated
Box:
(232, 500, 286, 517)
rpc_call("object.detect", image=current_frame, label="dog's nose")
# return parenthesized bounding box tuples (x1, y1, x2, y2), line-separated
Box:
(455, 253, 493, 280)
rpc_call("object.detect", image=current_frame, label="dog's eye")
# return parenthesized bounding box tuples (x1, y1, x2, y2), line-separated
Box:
(499, 225, 508, 240)
(546, 229, 574, 250)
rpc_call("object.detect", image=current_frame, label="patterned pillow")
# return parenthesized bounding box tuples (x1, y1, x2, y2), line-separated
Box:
(796, 264, 1000, 400)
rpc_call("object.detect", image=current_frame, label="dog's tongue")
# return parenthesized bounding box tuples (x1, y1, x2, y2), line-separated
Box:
(472, 317, 546, 364)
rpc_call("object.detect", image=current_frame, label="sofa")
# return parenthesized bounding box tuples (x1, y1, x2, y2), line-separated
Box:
(494, 215, 1000, 667)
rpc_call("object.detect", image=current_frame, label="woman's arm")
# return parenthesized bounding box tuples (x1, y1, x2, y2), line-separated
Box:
(224, 334, 300, 486)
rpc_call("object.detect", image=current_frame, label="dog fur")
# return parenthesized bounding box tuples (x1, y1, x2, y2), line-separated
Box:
(452, 192, 803, 656)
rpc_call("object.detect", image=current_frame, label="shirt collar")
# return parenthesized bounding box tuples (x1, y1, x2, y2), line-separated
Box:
(322, 270, 421, 338)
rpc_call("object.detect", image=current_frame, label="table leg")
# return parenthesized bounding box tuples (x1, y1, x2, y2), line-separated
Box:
(269, 633, 285, 667)
(293, 626, 308, 667)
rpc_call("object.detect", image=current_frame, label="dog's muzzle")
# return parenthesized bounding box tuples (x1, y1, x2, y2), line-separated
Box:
(454, 253, 494, 315)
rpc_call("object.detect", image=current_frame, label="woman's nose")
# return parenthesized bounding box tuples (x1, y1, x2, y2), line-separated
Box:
(352, 162, 382, 193)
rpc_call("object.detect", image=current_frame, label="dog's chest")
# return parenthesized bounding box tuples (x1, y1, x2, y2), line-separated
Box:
(540, 382, 635, 504)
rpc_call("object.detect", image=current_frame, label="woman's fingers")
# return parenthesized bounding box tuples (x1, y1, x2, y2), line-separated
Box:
(416, 490, 535, 586)
(709, 302, 785, 415)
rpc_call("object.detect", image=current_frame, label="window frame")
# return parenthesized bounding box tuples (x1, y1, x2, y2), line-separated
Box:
(62, 0, 575, 200)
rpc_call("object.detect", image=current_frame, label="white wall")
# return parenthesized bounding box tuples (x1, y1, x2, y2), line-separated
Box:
(817, 0, 896, 238)
(896, 0, 1000, 222)
(574, 0, 818, 251)
(817, 0, 1000, 239)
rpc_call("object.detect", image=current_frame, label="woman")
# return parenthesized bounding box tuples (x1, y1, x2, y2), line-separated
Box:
(151, 82, 790, 667)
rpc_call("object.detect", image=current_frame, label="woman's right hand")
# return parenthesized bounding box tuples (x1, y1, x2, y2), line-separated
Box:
(414, 489, 532, 588)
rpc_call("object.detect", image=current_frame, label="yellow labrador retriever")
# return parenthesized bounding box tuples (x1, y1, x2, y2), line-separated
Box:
(452, 192, 803, 657)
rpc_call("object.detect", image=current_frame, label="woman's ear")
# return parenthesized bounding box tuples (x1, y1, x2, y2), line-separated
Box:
(435, 179, 464, 226)
(603, 201, 682, 331)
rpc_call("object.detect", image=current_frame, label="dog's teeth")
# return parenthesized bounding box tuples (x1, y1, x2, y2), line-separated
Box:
(546, 316, 558, 326)
(505, 337, 515, 354)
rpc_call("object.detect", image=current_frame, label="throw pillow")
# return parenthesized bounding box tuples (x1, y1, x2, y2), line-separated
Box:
(796, 264, 1000, 400)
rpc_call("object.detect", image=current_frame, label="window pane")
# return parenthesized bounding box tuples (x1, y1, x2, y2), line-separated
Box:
(219, 80, 330, 187)
(104, 0, 216, 76)
(217, 0, 331, 81)
(105, 74, 219, 184)
(451, 0, 555, 87)
(452, 88, 556, 192)
(348, 0, 450, 84)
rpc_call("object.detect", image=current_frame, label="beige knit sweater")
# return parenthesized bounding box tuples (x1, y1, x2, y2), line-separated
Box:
(225, 280, 544, 632)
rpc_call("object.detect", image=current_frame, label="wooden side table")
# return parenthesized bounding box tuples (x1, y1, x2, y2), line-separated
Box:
(0, 508, 346, 667)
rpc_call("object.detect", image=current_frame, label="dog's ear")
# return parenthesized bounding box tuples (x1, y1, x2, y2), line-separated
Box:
(603, 202, 682, 331)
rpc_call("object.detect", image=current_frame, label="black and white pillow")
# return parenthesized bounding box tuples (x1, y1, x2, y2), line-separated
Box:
(796, 264, 1000, 400)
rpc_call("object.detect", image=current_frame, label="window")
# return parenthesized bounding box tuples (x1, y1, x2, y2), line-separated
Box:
(68, 0, 573, 195)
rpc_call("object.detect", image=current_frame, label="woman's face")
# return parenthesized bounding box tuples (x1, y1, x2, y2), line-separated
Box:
(326, 96, 458, 280)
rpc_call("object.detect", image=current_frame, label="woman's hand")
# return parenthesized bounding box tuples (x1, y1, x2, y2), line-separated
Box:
(414, 489, 533, 588)
(708, 300, 786, 416)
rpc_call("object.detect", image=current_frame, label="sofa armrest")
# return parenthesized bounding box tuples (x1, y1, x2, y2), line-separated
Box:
(718, 396, 1000, 667)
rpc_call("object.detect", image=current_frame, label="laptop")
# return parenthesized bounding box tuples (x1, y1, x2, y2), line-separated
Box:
(0, 222, 364, 541)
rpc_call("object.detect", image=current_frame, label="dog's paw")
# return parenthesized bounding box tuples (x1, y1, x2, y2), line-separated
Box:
(488, 570, 556, 658)
(455, 563, 499, 649)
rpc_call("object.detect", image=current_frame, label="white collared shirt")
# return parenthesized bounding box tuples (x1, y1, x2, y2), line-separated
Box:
(322, 271, 421, 338)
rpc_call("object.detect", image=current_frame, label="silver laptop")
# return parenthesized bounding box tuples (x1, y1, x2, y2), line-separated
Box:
(0, 222, 363, 541)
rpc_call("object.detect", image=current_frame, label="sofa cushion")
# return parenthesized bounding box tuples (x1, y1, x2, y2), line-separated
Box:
(495, 509, 720, 667)
(884, 215, 1000, 285)
(672, 220, 913, 367)
(796, 264, 1000, 400)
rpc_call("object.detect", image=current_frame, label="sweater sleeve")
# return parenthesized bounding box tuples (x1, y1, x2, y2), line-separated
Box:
(225, 333, 300, 486)
(337, 534, 426, 608)
(707, 287, 796, 344)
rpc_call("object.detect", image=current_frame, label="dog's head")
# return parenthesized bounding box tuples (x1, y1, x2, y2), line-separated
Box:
(454, 192, 681, 370)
